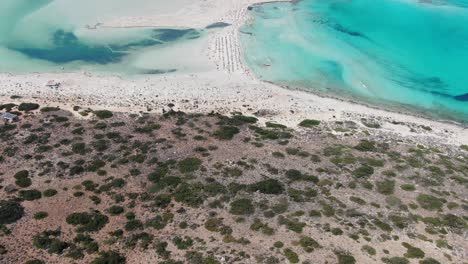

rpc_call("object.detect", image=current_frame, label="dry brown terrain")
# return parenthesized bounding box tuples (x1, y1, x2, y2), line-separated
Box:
(0, 102, 466, 264)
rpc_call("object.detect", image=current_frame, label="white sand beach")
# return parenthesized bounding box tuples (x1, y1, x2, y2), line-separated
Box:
(1, 0, 467, 146)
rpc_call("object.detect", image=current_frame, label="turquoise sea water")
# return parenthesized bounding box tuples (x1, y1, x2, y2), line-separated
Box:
(0, 0, 210, 74)
(241, 0, 468, 122)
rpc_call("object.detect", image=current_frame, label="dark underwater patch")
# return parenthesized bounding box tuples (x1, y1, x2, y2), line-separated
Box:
(9, 28, 201, 65)
(12, 30, 126, 64)
(206, 22, 231, 29)
(454, 93, 468, 101)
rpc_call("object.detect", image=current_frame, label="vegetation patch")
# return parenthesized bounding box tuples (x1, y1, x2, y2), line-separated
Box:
(178, 157, 202, 173)
(229, 198, 254, 215)
(416, 194, 444, 211)
(66, 211, 109, 232)
(299, 119, 320, 127)
(0, 200, 24, 224)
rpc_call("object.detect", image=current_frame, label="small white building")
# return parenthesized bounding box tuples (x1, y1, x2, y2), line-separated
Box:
(45, 80, 61, 89)
(1, 113, 19, 123)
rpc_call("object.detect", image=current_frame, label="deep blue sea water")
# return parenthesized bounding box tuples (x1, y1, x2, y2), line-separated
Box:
(241, 0, 468, 122)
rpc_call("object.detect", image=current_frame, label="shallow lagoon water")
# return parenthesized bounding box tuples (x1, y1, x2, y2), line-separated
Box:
(0, 0, 212, 74)
(241, 0, 468, 122)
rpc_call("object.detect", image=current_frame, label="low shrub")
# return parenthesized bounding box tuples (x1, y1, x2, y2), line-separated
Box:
(18, 103, 40, 112)
(376, 180, 395, 195)
(93, 110, 113, 119)
(352, 165, 374, 178)
(33, 212, 49, 220)
(299, 236, 320, 252)
(416, 194, 444, 211)
(354, 140, 376, 152)
(19, 189, 42, 201)
(0, 200, 24, 224)
(178, 157, 202, 173)
(283, 248, 299, 263)
(66, 211, 109, 232)
(335, 252, 356, 264)
(91, 251, 126, 264)
(248, 179, 284, 194)
(229, 198, 254, 215)
(213, 126, 239, 140)
(43, 189, 58, 197)
(402, 242, 425, 259)
(299, 119, 320, 127)
(107, 205, 124, 216)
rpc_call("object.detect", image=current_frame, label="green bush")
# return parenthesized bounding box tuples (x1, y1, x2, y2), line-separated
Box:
(402, 242, 425, 258)
(299, 119, 320, 127)
(18, 103, 40, 112)
(229, 198, 254, 215)
(266, 122, 287, 129)
(299, 236, 320, 252)
(154, 194, 172, 208)
(0, 200, 24, 224)
(416, 194, 444, 210)
(173, 183, 204, 207)
(376, 180, 395, 195)
(352, 165, 374, 178)
(40, 107, 60, 112)
(172, 236, 193, 250)
(66, 211, 109, 232)
(14, 170, 32, 187)
(178, 157, 202, 173)
(19, 190, 42, 201)
(91, 251, 126, 264)
(33, 211, 49, 220)
(278, 216, 306, 233)
(419, 258, 441, 264)
(400, 184, 415, 191)
(213, 126, 240, 140)
(107, 205, 124, 215)
(14, 170, 29, 178)
(335, 252, 356, 264)
(43, 189, 58, 197)
(33, 230, 69, 255)
(354, 140, 376, 152)
(283, 248, 299, 263)
(248, 179, 284, 194)
(25, 259, 45, 264)
(93, 110, 113, 119)
(125, 220, 143, 231)
(273, 241, 284, 248)
(361, 245, 376, 256)
(72, 143, 86, 155)
(382, 257, 409, 264)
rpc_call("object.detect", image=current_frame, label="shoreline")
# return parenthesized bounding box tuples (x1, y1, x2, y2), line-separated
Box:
(1, 0, 468, 147)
